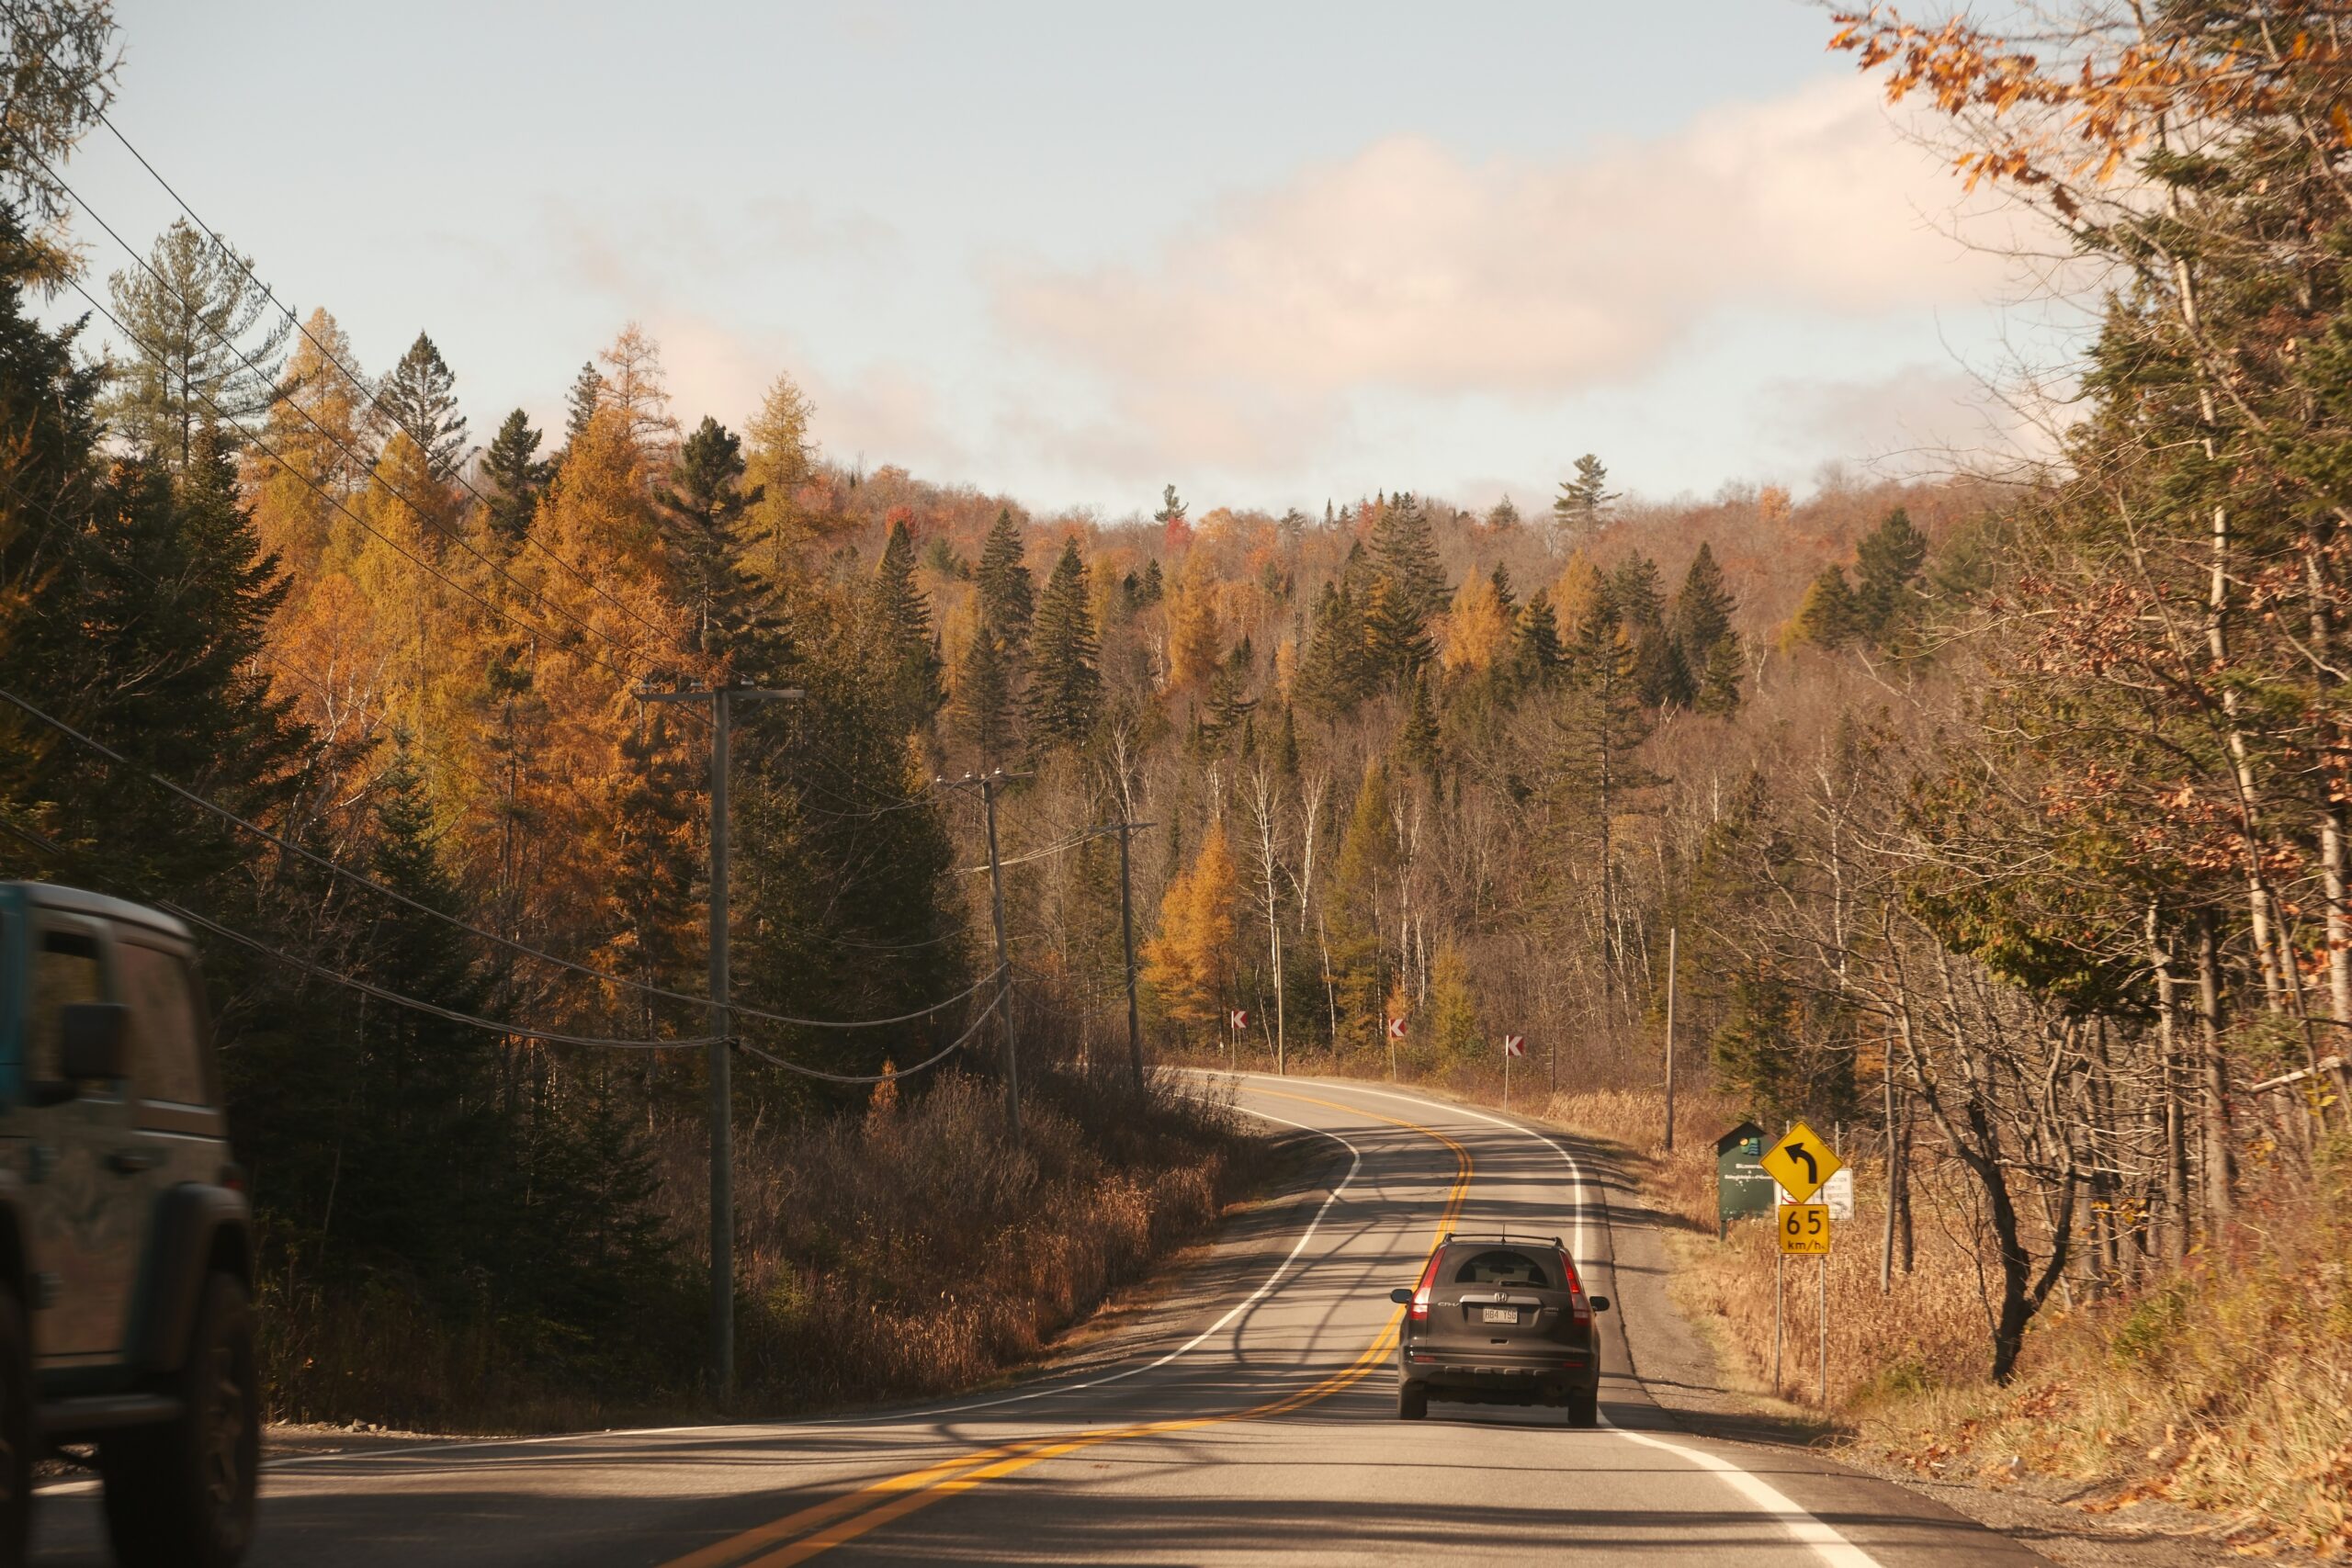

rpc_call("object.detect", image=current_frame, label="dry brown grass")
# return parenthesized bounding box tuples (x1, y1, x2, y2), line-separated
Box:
(259, 1064, 1253, 1432)
(1842, 1142, 2352, 1557)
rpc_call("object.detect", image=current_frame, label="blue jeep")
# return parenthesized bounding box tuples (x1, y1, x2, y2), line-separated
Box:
(0, 883, 258, 1567)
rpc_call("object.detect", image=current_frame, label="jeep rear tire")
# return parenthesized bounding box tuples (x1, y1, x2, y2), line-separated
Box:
(100, 1272, 258, 1568)
(0, 1292, 30, 1568)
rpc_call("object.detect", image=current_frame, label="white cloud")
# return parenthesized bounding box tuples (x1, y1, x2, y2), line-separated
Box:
(993, 75, 2008, 480)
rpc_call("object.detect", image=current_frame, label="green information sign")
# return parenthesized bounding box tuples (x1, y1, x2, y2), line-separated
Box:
(1715, 1120, 1773, 1238)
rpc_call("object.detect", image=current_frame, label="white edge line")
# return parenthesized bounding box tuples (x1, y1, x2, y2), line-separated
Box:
(1209, 1072, 1883, 1568)
(31, 1101, 1364, 1495)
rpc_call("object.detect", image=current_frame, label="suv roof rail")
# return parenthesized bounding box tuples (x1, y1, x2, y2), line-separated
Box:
(1436, 1232, 1564, 1249)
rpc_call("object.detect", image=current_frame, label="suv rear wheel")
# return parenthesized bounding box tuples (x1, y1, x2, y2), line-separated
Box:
(0, 1292, 29, 1568)
(100, 1272, 258, 1568)
(1396, 1381, 1428, 1420)
(1566, 1387, 1599, 1428)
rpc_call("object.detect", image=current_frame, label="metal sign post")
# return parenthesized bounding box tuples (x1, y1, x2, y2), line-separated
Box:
(1502, 1032, 1525, 1109)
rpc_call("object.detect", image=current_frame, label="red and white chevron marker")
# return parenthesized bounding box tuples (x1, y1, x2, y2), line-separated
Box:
(1503, 1032, 1526, 1058)
(1386, 1015, 1407, 1041)
(1228, 1009, 1250, 1031)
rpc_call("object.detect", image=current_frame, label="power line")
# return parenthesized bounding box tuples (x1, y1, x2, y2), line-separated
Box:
(0, 15, 680, 657)
(0, 682, 1003, 1032)
(174, 895, 1002, 1086)
(162, 902, 725, 1052)
(732, 987, 997, 1086)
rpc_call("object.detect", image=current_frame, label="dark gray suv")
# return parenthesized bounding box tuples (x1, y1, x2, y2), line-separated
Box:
(0, 883, 259, 1567)
(1389, 1235, 1610, 1426)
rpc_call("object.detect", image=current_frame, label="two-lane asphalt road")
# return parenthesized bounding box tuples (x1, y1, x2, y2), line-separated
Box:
(31, 1075, 2042, 1565)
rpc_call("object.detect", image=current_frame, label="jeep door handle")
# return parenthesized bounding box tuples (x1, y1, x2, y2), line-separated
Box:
(107, 1148, 162, 1174)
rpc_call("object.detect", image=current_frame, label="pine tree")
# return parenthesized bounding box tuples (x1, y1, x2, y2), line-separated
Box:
(1552, 453, 1618, 532)
(101, 219, 292, 473)
(868, 517, 945, 733)
(374, 332, 470, 481)
(1025, 536, 1102, 749)
(1137, 557, 1165, 605)
(481, 410, 550, 543)
(1295, 568, 1371, 719)
(1203, 637, 1257, 743)
(1429, 941, 1478, 1072)
(1155, 483, 1192, 552)
(1487, 495, 1521, 531)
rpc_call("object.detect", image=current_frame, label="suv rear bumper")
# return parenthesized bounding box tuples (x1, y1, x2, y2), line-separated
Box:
(1399, 1344, 1597, 1402)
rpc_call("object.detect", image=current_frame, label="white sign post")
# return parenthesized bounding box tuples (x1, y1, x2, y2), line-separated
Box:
(1502, 1033, 1526, 1109)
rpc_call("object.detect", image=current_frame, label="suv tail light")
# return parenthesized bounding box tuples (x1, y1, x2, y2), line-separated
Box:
(1558, 1249, 1591, 1325)
(1409, 1249, 1442, 1325)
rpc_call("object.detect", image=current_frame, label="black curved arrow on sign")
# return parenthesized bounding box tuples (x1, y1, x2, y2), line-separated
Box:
(1788, 1142, 1818, 1184)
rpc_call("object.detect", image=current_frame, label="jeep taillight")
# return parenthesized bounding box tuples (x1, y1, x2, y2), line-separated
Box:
(1409, 1249, 1442, 1325)
(1558, 1249, 1591, 1325)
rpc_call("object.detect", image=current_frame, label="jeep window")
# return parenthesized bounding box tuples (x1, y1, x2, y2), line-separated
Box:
(1450, 1249, 1552, 1288)
(28, 928, 105, 1081)
(117, 940, 207, 1105)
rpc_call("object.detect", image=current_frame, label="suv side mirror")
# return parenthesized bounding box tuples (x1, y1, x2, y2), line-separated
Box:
(60, 1002, 129, 1085)
(1589, 1295, 1611, 1314)
(1389, 1287, 1413, 1305)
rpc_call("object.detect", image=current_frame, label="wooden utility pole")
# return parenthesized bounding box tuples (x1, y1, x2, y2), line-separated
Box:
(1110, 818, 1156, 1090)
(940, 771, 1031, 1133)
(1664, 926, 1678, 1153)
(639, 682, 799, 1403)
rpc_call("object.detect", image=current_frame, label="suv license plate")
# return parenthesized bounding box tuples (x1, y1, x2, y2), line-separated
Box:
(1480, 1307, 1517, 1324)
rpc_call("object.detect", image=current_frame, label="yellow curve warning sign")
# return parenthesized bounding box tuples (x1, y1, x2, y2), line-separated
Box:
(1759, 1120, 1843, 1203)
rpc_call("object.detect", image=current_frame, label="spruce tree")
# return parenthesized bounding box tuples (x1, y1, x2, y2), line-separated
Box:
(1512, 589, 1566, 687)
(1610, 554, 1666, 633)
(1696, 631, 1745, 716)
(958, 620, 1016, 766)
(869, 517, 945, 732)
(1138, 557, 1165, 604)
(662, 415, 769, 662)
(1024, 536, 1102, 749)
(375, 331, 471, 481)
(1395, 669, 1442, 784)
(481, 409, 550, 543)
(1792, 565, 1860, 650)
(976, 508, 1035, 649)
(1672, 542, 1736, 665)
(1852, 507, 1928, 642)
(562, 361, 603, 450)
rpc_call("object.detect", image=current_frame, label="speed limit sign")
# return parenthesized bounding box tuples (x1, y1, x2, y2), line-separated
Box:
(1778, 1202, 1831, 1255)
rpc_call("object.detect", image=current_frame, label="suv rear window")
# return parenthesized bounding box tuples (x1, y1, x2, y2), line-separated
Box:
(1451, 1248, 1553, 1288)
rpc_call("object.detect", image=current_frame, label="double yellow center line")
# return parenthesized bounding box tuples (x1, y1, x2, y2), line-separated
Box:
(661, 1089, 1474, 1568)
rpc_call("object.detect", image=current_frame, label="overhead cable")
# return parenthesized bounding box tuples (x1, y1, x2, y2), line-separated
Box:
(0, 683, 1001, 1031)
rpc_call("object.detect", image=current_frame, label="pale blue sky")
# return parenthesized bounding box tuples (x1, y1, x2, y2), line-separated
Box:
(55, 0, 2038, 519)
